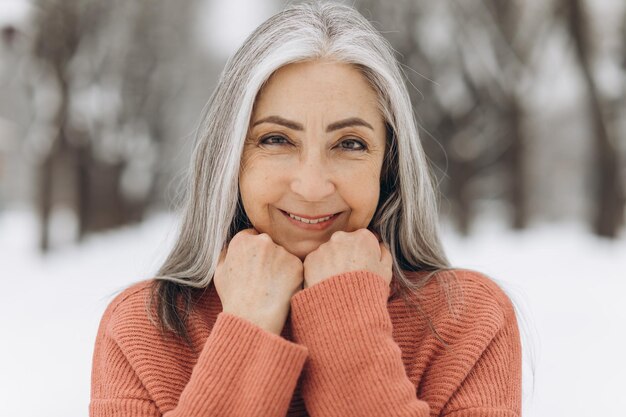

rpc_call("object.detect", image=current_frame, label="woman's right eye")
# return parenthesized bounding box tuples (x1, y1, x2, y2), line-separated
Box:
(260, 135, 290, 146)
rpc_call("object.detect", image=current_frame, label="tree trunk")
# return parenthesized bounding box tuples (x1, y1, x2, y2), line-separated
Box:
(566, 0, 625, 237)
(506, 96, 527, 229)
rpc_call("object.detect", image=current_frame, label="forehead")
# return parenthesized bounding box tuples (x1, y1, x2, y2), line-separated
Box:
(253, 60, 382, 119)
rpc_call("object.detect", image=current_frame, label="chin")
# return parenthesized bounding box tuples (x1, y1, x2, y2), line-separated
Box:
(283, 239, 324, 261)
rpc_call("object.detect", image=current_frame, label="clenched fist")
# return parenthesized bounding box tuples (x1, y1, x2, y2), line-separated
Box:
(303, 229, 392, 289)
(213, 229, 304, 335)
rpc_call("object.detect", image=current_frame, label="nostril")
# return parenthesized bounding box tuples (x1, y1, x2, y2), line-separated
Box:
(289, 177, 336, 201)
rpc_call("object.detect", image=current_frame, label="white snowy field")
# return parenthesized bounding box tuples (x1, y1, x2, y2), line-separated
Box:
(0, 208, 624, 417)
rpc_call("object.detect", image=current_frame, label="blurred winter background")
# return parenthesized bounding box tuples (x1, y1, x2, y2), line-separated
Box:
(0, 0, 624, 416)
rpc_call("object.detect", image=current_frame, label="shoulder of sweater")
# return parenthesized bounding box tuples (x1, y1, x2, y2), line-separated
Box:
(98, 279, 157, 338)
(448, 268, 515, 313)
(405, 268, 516, 336)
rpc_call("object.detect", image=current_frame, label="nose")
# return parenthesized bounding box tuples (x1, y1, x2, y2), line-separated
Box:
(290, 151, 336, 201)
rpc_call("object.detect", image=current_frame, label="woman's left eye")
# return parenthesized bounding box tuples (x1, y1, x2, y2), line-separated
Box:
(338, 138, 367, 151)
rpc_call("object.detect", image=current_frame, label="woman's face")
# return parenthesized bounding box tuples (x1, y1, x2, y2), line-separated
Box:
(239, 60, 387, 260)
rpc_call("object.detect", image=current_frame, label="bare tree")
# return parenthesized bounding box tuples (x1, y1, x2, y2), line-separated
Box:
(356, 0, 552, 233)
(561, 0, 625, 237)
(28, 0, 201, 251)
(31, 0, 85, 251)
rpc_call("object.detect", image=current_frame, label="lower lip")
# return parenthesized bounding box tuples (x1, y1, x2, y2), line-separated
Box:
(280, 210, 341, 231)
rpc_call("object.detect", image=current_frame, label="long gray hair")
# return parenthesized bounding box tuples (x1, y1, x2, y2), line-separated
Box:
(151, 1, 456, 344)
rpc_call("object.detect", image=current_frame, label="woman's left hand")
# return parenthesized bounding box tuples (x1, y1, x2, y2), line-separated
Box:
(303, 229, 393, 289)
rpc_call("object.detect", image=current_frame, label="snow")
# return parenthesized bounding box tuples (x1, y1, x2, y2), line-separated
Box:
(0, 208, 180, 417)
(0, 207, 624, 417)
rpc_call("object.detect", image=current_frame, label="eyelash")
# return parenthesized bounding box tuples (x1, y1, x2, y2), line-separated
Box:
(259, 135, 368, 151)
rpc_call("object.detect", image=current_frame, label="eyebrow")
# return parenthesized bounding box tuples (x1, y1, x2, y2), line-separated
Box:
(252, 116, 374, 132)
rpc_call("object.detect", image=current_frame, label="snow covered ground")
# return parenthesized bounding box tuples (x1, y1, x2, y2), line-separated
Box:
(0, 208, 624, 417)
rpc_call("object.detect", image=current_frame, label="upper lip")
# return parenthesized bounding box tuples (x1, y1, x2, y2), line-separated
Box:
(281, 209, 340, 220)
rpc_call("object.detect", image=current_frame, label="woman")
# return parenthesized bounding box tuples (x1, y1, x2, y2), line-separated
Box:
(90, 2, 522, 417)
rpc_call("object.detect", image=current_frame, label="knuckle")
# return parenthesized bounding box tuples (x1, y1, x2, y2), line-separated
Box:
(231, 229, 251, 242)
(362, 230, 379, 245)
(257, 233, 272, 243)
(358, 228, 374, 239)
(313, 241, 328, 253)
(229, 233, 241, 244)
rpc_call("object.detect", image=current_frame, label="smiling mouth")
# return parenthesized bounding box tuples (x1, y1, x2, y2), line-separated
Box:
(287, 212, 333, 224)
(279, 209, 342, 225)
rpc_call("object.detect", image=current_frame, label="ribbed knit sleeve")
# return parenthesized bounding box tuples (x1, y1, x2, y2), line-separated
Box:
(164, 312, 309, 416)
(289, 270, 522, 417)
(90, 286, 309, 417)
(438, 274, 522, 417)
(289, 271, 431, 417)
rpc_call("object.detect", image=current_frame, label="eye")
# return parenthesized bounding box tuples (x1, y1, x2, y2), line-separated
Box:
(337, 138, 367, 151)
(260, 134, 291, 146)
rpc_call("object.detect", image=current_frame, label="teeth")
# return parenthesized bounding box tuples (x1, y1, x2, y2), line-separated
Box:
(288, 213, 333, 224)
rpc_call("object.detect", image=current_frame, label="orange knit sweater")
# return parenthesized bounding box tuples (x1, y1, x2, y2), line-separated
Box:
(90, 269, 522, 417)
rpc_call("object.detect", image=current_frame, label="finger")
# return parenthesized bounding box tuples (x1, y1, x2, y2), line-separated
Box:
(230, 227, 252, 240)
(218, 246, 228, 263)
(215, 246, 228, 273)
(370, 229, 382, 242)
(230, 228, 258, 244)
(379, 242, 392, 265)
(329, 230, 345, 241)
(256, 232, 275, 244)
(361, 229, 383, 257)
(360, 228, 381, 247)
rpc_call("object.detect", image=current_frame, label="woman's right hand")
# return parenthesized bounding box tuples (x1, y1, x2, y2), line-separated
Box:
(213, 228, 304, 335)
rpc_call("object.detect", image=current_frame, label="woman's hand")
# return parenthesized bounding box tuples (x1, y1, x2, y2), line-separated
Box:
(213, 228, 304, 335)
(303, 229, 393, 289)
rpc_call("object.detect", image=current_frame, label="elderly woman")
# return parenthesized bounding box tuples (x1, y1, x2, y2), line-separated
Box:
(90, 2, 522, 417)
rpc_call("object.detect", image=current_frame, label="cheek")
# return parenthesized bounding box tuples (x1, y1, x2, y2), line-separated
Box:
(341, 166, 381, 222)
(239, 157, 283, 220)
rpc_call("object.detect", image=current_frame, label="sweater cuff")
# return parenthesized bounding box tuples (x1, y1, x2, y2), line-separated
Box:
(289, 270, 391, 343)
(203, 311, 309, 381)
(176, 312, 309, 416)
